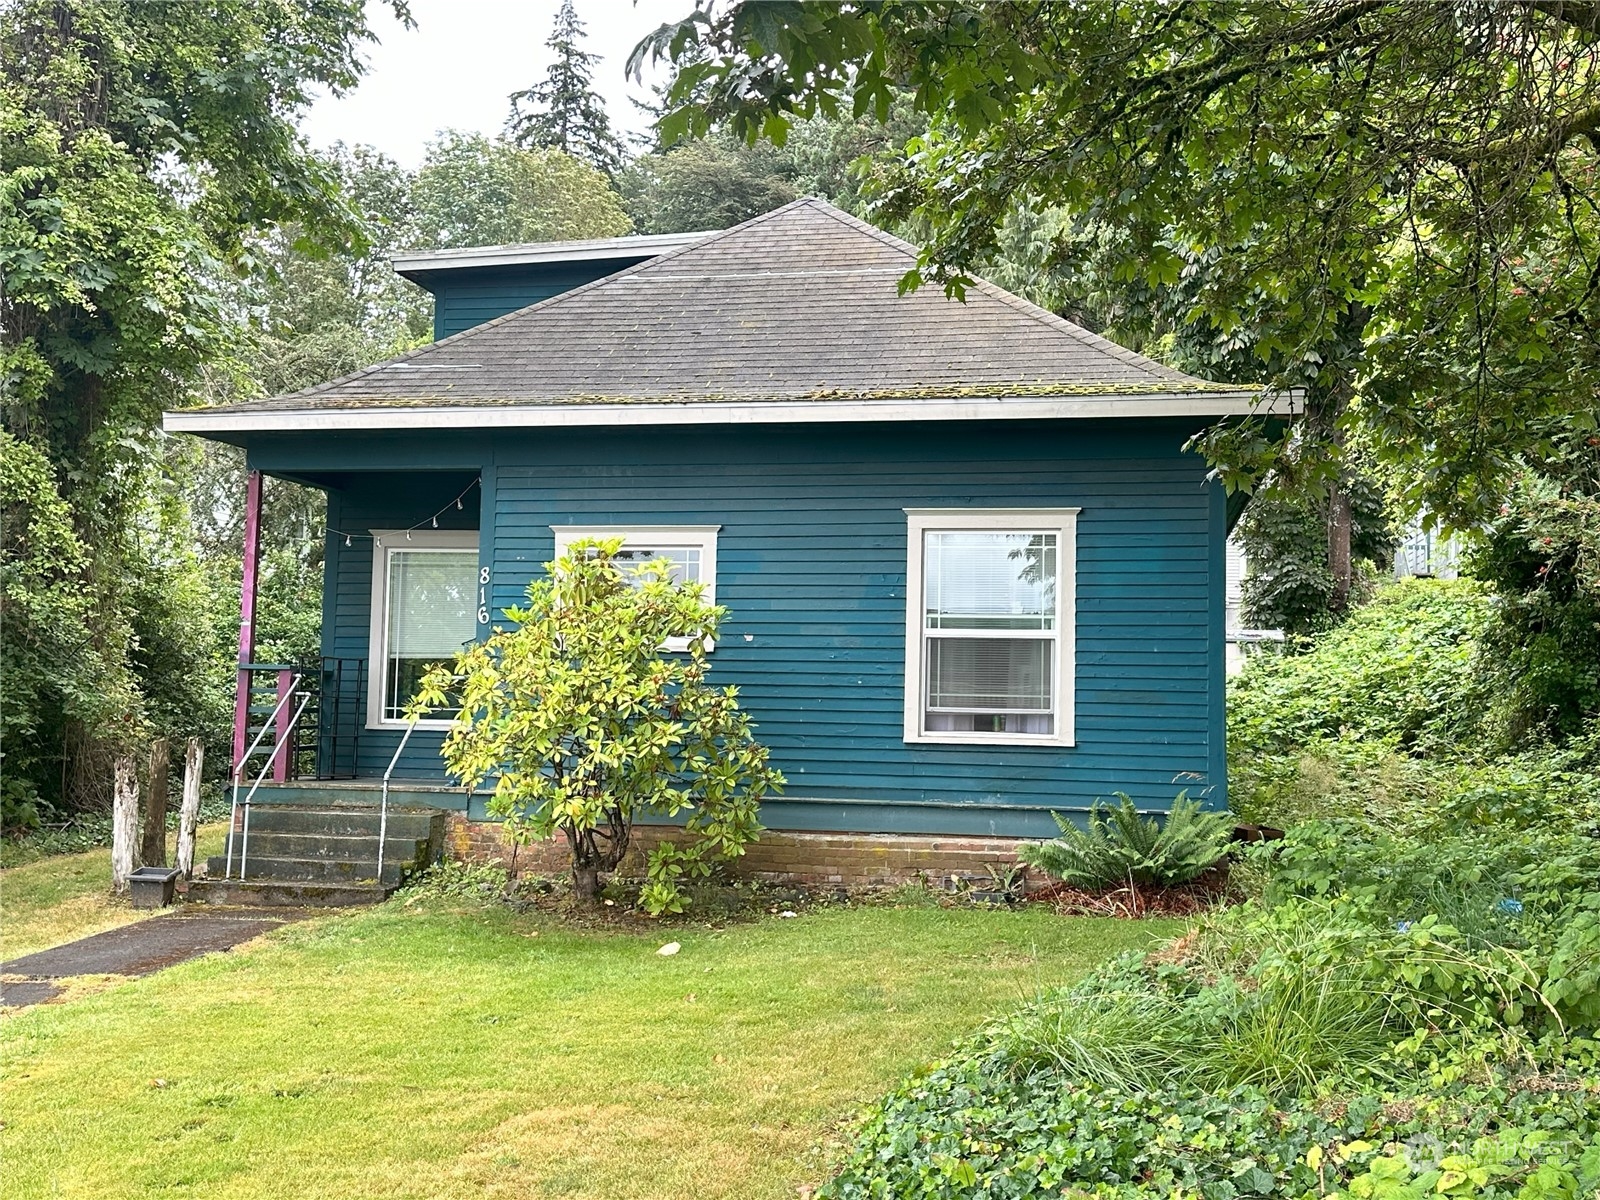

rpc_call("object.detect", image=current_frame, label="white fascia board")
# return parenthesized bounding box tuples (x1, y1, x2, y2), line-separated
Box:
(392, 231, 714, 274)
(163, 391, 1296, 436)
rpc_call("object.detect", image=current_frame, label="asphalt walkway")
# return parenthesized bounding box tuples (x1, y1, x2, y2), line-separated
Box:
(0, 907, 310, 1009)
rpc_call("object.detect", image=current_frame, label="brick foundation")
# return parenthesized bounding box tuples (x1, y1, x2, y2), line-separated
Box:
(442, 814, 1028, 891)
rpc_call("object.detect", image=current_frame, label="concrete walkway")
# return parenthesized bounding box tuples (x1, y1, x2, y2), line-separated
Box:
(1, 907, 311, 1009)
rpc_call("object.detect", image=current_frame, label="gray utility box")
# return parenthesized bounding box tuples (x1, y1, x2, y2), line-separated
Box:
(129, 866, 182, 910)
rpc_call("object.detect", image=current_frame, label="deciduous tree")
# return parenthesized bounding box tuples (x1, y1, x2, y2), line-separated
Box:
(620, 132, 796, 233)
(634, 1, 1600, 559)
(411, 131, 632, 249)
(1, 0, 407, 811)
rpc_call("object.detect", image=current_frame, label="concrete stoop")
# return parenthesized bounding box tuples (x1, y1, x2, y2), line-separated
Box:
(188, 804, 446, 907)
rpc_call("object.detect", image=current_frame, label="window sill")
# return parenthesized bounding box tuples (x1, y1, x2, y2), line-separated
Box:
(367, 719, 458, 732)
(663, 636, 716, 653)
(905, 732, 1076, 748)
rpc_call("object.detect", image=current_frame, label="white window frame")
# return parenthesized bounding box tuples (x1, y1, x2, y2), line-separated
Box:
(550, 525, 720, 653)
(903, 508, 1078, 747)
(367, 529, 480, 730)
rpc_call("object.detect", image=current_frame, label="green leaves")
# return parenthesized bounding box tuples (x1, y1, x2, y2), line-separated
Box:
(410, 133, 631, 249)
(644, 1, 1600, 529)
(417, 539, 783, 914)
(1019, 792, 1234, 891)
(2, 0, 401, 813)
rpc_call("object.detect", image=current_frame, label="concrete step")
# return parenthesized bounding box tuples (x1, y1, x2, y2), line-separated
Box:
(201, 803, 446, 902)
(242, 805, 442, 839)
(186, 879, 396, 907)
(205, 855, 408, 886)
(218, 831, 431, 864)
(246, 784, 465, 810)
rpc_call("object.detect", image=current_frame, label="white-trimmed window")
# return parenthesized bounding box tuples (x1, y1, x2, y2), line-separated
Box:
(368, 530, 479, 727)
(550, 525, 719, 652)
(904, 509, 1077, 746)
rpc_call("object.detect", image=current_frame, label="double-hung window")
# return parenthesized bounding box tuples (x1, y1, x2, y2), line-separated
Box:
(550, 525, 719, 652)
(368, 530, 479, 727)
(904, 509, 1077, 745)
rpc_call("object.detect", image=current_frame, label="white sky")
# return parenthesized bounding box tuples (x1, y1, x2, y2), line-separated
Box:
(299, 0, 692, 167)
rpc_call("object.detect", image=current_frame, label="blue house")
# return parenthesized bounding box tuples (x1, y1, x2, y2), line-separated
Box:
(166, 199, 1275, 893)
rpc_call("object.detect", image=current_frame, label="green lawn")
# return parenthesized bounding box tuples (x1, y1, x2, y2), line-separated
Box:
(0, 823, 228, 962)
(0, 898, 1176, 1198)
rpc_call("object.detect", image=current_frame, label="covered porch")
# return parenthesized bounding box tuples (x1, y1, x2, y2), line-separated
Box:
(231, 462, 484, 808)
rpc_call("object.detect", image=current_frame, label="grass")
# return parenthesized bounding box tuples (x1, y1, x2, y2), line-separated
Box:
(1, 823, 228, 961)
(0, 899, 1175, 1198)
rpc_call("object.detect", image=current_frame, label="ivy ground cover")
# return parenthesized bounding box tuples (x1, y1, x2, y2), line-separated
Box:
(0, 900, 1173, 1198)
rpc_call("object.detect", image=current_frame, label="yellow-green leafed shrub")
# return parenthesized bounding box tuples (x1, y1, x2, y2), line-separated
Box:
(410, 538, 784, 915)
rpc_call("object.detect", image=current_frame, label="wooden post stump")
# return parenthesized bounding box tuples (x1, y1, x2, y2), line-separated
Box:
(141, 737, 170, 867)
(111, 757, 139, 894)
(176, 738, 204, 879)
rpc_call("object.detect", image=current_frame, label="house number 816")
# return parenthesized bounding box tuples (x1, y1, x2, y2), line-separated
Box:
(477, 566, 490, 625)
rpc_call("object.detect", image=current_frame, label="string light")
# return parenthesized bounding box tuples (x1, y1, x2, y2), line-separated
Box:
(322, 477, 482, 549)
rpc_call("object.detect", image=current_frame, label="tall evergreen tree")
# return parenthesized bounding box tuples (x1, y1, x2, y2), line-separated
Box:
(506, 0, 625, 175)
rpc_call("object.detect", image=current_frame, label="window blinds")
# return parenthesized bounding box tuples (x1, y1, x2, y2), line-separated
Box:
(924, 532, 1056, 629)
(922, 530, 1059, 726)
(386, 550, 478, 657)
(927, 638, 1052, 711)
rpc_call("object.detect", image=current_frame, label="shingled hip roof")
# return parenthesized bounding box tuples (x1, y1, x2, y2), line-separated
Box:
(167, 198, 1288, 434)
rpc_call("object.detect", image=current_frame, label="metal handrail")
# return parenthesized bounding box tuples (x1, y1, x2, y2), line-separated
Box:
(377, 717, 420, 884)
(227, 675, 311, 880)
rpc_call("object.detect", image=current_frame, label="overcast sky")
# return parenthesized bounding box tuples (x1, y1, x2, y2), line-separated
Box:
(299, 0, 691, 168)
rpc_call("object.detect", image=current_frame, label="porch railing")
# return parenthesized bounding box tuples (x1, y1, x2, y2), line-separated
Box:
(234, 658, 366, 781)
(377, 716, 421, 884)
(227, 674, 312, 880)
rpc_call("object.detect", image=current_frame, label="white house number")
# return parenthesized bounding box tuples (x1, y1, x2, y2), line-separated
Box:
(477, 566, 490, 625)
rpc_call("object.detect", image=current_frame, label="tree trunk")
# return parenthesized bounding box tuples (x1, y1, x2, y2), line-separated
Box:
(572, 865, 602, 905)
(1320, 305, 1367, 616)
(111, 757, 139, 894)
(1328, 487, 1354, 614)
(562, 809, 630, 906)
(141, 738, 169, 866)
(176, 737, 203, 879)
(564, 822, 604, 906)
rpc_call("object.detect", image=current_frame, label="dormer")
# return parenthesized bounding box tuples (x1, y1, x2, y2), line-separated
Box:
(393, 231, 714, 340)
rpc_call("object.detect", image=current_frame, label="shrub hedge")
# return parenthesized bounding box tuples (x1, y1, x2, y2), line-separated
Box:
(822, 824, 1600, 1199)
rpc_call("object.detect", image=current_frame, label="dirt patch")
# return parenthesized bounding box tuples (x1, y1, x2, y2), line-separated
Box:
(1028, 868, 1237, 918)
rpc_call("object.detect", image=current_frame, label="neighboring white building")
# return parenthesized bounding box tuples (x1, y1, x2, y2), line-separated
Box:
(1225, 518, 1460, 674)
(1224, 534, 1254, 675)
(1393, 524, 1461, 579)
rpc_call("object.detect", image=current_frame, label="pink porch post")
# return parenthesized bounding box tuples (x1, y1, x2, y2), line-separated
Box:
(231, 470, 264, 774)
(272, 668, 293, 781)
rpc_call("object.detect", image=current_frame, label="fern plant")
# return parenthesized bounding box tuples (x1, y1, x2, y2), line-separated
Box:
(1019, 792, 1233, 889)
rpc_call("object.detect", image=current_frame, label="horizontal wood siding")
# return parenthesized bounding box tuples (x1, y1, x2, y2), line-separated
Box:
(297, 419, 1225, 837)
(490, 420, 1224, 834)
(422, 260, 654, 340)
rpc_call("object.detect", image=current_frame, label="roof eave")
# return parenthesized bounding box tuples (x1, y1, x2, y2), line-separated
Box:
(163, 390, 1298, 436)
(391, 231, 716, 277)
